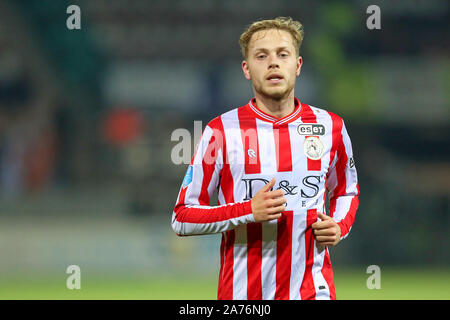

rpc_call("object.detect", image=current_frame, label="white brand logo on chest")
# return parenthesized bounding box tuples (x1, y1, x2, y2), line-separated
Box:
(247, 149, 257, 158)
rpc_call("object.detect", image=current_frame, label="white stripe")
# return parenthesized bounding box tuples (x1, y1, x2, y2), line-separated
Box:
(311, 106, 333, 175)
(232, 225, 248, 299)
(312, 245, 330, 300)
(255, 119, 277, 174)
(286, 117, 310, 299)
(326, 156, 338, 195)
(221, 109, 244, 166)
(341, 122, 359, 197)
(191, 125, 214, 166)
(183, 200, 244, 210)
(217, 187, 226, 206)
(221, 110, 246, 199)
(306, 108, 341, 300)
(206, 147, 222, 197)
(309, 107, 334, 211)
(333, 196, 353, 223)
(172, 213, 254, 236)
(289, 212, 307, 299)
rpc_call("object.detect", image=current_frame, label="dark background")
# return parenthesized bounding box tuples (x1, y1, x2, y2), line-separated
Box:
(0, 0, 448, 295)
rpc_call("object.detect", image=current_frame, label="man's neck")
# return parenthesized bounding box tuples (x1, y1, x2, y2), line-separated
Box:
(254, 92, 296, 119)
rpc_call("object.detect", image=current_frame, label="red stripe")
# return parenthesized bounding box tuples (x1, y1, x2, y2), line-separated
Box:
(273, 123, 293, 172)
(300, 103, 321, 171)
(198, 130, 221, 205)
(246, 223, 262, 300)
(321, 249, 336, 300)
(173, 186, 188, 237)
(328, 116, 344, 218)
(219, 230, 235, 300)
(327, 112, 343, 219)
(327, 112, 343, 172)
(173, 185, 188, 215)
(207, 116, 234, 205)
(213, 116, 236, 300)
(300, 209, 317, 300)
(220, 161, 234, 204)
(238, 107, 261, 174)
(337, 196, 359, 237)
(307, 151, 321, 171)
(174, 201, 252, 224)
(337, 183, 360, 237)
(275, 211, 293, 300)
(217, 232, 226, 299)
(334, 139, 348, 197)
(329, 196, 337, 219)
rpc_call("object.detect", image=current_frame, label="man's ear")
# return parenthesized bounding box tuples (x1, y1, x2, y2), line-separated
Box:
(242, 60, 251, 80)
(296, 56, 303, 77)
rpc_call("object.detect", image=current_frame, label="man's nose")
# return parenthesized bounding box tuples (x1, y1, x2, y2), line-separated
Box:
(268, 55, 280, 69)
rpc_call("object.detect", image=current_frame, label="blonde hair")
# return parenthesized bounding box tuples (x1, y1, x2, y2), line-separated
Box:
(239, 17, 304, 59)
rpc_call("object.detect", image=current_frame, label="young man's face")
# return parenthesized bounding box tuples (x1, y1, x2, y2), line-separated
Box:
(242, 29, 302, 101)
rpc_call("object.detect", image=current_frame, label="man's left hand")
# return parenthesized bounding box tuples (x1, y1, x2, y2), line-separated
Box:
(311, 212, 341, 247)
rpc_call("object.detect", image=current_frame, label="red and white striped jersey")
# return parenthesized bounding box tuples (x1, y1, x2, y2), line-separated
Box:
(172, 98, 360, 300)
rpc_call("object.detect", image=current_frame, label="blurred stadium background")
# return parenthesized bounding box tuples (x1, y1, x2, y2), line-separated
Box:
(0, 0, 448, 299)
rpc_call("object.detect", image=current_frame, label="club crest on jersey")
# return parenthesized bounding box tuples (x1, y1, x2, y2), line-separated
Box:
(303, 136, 324, 160)
(297, 124, 325, 136)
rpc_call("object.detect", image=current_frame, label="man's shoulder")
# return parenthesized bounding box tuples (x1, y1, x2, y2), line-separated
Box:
(205, 104, 248, 129)
(305, 103, 344, 124)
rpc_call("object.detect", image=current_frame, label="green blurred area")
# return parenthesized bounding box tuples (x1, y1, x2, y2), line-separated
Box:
(1, 269, 449, 300)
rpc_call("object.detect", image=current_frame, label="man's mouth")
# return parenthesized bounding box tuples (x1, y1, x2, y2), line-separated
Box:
(266, 74, 284, 84)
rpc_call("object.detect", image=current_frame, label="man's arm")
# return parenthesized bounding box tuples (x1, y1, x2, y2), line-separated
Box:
(312, 118, 359, 246)
(325, 119, 360, 241)
(171, 119, 286, 236)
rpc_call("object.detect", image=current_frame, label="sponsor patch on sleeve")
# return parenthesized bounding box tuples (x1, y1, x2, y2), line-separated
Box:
(182, 165, 193, 188)
(349, 157, 355, 168)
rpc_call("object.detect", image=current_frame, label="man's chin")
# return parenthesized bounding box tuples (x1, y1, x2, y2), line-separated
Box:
(261, 88, 290, 101)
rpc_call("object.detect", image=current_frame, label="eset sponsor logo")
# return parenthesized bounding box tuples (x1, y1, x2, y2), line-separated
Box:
(297, 124, 325, 136)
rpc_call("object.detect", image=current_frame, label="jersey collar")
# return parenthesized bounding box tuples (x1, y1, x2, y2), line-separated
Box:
(247, 97, 303, 125)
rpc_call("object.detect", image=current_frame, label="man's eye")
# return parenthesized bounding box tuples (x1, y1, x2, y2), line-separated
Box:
(279, 53, 288, 58)
(257, 54, 266, 59)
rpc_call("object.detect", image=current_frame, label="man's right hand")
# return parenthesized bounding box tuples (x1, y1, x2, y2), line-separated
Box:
(250, 178, 286, 222)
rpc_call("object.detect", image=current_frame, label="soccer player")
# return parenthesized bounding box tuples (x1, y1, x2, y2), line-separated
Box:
(171, 17, 359, 300)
